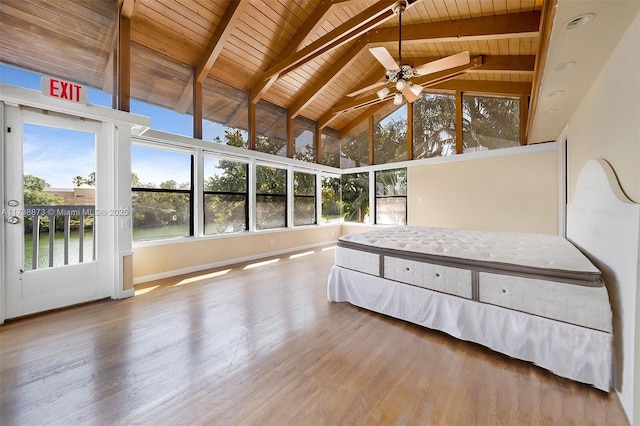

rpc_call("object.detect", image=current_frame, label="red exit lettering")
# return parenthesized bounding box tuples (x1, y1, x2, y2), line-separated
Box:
(41, 76, 86, 104)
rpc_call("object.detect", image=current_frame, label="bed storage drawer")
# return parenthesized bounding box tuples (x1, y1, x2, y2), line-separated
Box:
(478, 272, 612, 332)
(335, 247, 380, 276)
(384, 257, 472, 298)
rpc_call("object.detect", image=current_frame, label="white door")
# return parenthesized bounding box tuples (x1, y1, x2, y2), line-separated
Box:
(3, 106, 110, 318)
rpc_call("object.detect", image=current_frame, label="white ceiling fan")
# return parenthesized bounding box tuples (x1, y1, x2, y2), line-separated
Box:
(349, 0, 471, 105)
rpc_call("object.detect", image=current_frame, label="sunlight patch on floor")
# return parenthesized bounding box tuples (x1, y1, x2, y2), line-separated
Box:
(289, 251, 314, 259)
(173, 269, 232, 287)
(135, 285, 159, 296)
(243, 258, 280, 270)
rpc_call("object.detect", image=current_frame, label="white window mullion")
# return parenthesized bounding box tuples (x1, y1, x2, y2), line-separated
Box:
(369, 171, 376, 225)
(287, 166, 294, 228)
(194, 147, 204, 237)
(248, 159, 257, 232)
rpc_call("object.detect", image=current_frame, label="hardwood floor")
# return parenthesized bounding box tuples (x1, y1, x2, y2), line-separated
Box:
(0, 246, 629, 425)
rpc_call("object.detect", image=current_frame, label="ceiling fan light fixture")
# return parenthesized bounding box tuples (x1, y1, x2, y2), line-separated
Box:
(377, 87, 390, 99)
(409, 83, 423, 97)
(393, 92, 403, 105)
(396, 79, 406, 91)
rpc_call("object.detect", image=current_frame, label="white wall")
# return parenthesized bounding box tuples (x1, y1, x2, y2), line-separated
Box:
(407, 147, 559, 235)
(567, 11, 640, 425)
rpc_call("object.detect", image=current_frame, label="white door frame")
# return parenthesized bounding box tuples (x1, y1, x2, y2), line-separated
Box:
(1, 84, 149, 324)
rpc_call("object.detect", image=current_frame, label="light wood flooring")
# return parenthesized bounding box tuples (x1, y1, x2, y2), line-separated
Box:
(0, 246, 629, 425)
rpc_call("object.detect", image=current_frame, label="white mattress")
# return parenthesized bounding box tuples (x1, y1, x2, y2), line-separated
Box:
(339, 226, 601, 284)
(335, 227, 612, 333)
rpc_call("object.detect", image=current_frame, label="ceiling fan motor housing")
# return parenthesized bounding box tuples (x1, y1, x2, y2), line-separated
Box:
(385, 65, 416, 83)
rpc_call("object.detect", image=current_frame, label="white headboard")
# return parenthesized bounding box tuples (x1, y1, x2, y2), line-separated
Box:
(567, 158, 639, 418)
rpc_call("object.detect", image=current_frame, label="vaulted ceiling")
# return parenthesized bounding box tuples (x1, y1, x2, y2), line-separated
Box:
(0, 0, 547, 140)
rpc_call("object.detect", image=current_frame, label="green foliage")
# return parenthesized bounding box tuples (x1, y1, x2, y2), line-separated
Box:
(463, 95, 520, 149)
(340, 129, 369, 167)
(413, 94, 457, 159)
(374, 112, 407, 165)
(23, 174, 63, 233)
(341, 172, 369, 223)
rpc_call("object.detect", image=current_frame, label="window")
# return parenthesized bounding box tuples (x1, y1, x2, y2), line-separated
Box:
(462, 94, 520, 152)
(256, 165, 287, 230)
(340, 122, 370, 168)
(293, 171, 316, 226)
(374, 105, 407, 164)
(321, 176, 342, 224)
(255, 101, 287, 157)
(321, 128, 340, 168)
(375, 168, 407, 225)
(131, 145, 193, 241)
(203, 77, 249, 149)
(413, 93, 456, 159)
(293, 117, 316, 162)
(203, 157, 248, 235)
(341, 172, 369, 223)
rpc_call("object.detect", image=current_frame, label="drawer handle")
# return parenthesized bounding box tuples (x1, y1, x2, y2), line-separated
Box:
(406, 267, 411, 271)
(502, 289, 507, 294)
(435, 273, 440, 278)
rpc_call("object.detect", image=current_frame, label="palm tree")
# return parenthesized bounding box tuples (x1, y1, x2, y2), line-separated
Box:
(72, 176, 85, 187)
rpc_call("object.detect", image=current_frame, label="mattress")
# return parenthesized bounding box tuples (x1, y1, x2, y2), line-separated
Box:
(335, 226, 612, 333)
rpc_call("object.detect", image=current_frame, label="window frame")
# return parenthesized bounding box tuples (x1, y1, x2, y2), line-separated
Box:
(293, 170, 317, 227)
(131, 143, 195, 241)
(202, 154, 250, 235)
(254, 162, 289, 231)
(374, 168, 407, 226)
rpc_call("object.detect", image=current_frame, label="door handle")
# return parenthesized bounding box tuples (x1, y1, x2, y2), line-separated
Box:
(7, 216, 20, 224)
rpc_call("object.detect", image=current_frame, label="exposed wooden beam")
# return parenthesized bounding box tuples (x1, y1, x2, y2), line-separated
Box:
(290, 9, 537, 117)
(116, 14, 130, 112)
(338, 102, 389, 139)
(120, 0, 139, 18)
(526, 0, 557, 142)
(250, 0, 335, 104)
(294, 1, 337, 51)
(472, 55, 535, 73)
(289, 38, 368, 118)
(193, 75, 202, 139)
(368, 10, 541, 44)
(263, 1, 398, 80)
(195, 0, 249, 84)
(430, 80, 532, 96)
(332, 56, 483, 115)
(406, 101, 413, 160)
(287, 115, 294, 158)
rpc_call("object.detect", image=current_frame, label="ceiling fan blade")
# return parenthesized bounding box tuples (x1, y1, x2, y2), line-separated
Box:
(402, 86, 420, 103)
(347, 80, 388, 97)
(369, 47, 399, 71)
(414, 51, 471, 76)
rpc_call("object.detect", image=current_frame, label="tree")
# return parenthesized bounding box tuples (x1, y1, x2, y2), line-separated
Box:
(72, 176, 85, 187)
(412, 93, 457, 159)
(23, 174, 62, 233)
(462, 95, 520, 149)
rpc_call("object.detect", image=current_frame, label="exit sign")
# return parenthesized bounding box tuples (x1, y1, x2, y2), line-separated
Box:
(41, 76, 87, 104)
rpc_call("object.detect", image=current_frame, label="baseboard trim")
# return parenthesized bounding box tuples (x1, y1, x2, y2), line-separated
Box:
(132, 241, 337, 285)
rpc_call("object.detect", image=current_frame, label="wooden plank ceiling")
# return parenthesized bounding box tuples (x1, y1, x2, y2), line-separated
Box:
(0, 0, 543, 136)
